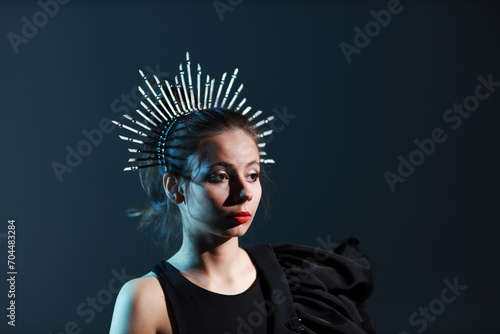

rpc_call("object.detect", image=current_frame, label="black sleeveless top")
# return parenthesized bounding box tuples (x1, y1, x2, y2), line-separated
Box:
(151, 260, 267, 334)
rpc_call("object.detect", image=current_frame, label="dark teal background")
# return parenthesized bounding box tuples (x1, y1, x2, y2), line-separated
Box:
(1, 0, 499, 333)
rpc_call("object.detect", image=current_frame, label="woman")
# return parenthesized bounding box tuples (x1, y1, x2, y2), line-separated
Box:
(109, 53, 375, 334)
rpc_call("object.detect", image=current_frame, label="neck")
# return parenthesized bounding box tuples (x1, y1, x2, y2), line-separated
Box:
(169, 225, 244, 278)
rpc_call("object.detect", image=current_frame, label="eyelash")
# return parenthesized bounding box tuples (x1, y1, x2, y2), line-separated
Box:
(208, 172, 259, 183)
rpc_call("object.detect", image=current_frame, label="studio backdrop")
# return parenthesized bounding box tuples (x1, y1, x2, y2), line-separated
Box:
(1, 0, 499, 333)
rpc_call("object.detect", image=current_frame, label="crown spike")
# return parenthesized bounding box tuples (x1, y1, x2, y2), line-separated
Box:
(112, 120, 149, 137)
(138, 86, 168, 122)
(175, 76, 188, 112)
(139, 70, 170, 121)
(155, 98, 172, 121)
(208, 78, 215, 108)
(142, 74, 159, 98)
(249, 110, 263, 121)
(128, 157, 158, 163)
(235, 97, 246, 112)
(119, 135, 144, 145)
(203, 74, 210, 109)
(258, 129, 273, 137)
(140, 73, 172, 121)
(122, 114, 152, 131)
(179, 64, 192, 110)
(165, 81, 182, 115)
(140, 101, 163, 124)
(221, 68, 238, 108)
(186, 52, 196, 110)
(197, 64, 202, 109)
(153, 76, 175, 119)
(254, 115, 275, 128)
(241, 106, 252, 115)
(227, 83, 243, 110)
(214, 72, 227, 107)
(128, 148, 157, 154)
(135, 109, 158, 127)
(124, 163, 161, 171)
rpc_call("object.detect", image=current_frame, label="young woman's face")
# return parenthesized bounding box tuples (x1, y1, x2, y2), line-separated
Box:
(180, 129, 262, 239)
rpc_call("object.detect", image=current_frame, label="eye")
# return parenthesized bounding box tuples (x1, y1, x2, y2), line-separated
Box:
(248, 172, 260, 182)
(208, 172, 229, 183)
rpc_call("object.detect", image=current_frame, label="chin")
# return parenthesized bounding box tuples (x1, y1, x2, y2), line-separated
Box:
(222, 222, 251, 238)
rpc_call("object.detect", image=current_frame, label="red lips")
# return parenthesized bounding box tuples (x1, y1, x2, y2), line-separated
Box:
(233, 211, 250, 217)
(230, 211, 251, 224)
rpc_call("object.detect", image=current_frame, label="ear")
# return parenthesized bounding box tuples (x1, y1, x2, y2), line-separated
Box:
(163, 173, 185, 204)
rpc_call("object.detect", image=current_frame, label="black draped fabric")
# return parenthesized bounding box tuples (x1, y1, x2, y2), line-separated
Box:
(270, 237, 375, 333)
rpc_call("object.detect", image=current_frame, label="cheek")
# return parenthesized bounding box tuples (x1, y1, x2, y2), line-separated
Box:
(197, 185, 227, 210)
(252, 181, 262, 203)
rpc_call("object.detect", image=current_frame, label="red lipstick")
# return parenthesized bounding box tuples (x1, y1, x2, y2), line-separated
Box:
(230, 211, 251, 224)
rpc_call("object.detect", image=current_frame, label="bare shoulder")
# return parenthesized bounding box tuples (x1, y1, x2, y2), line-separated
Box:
(109, 271, 172, 334)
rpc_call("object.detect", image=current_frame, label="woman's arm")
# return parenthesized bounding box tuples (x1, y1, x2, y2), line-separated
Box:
(109, 274, 172, 334)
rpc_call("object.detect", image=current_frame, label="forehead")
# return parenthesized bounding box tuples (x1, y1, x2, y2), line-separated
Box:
(194, 130, 260, 168)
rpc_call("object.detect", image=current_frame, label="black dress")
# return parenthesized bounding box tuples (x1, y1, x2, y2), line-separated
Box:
(151, 237, 375, 334)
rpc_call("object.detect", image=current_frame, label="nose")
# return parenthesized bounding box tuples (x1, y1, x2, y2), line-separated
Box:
(239, 186, 253, 201)
(232, 176, 253, 203)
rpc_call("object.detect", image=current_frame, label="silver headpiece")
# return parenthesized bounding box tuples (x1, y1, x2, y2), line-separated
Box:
(113, 52, 276, 172)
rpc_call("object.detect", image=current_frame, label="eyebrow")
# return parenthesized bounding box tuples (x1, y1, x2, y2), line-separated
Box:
(206, 160, 259, 170)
